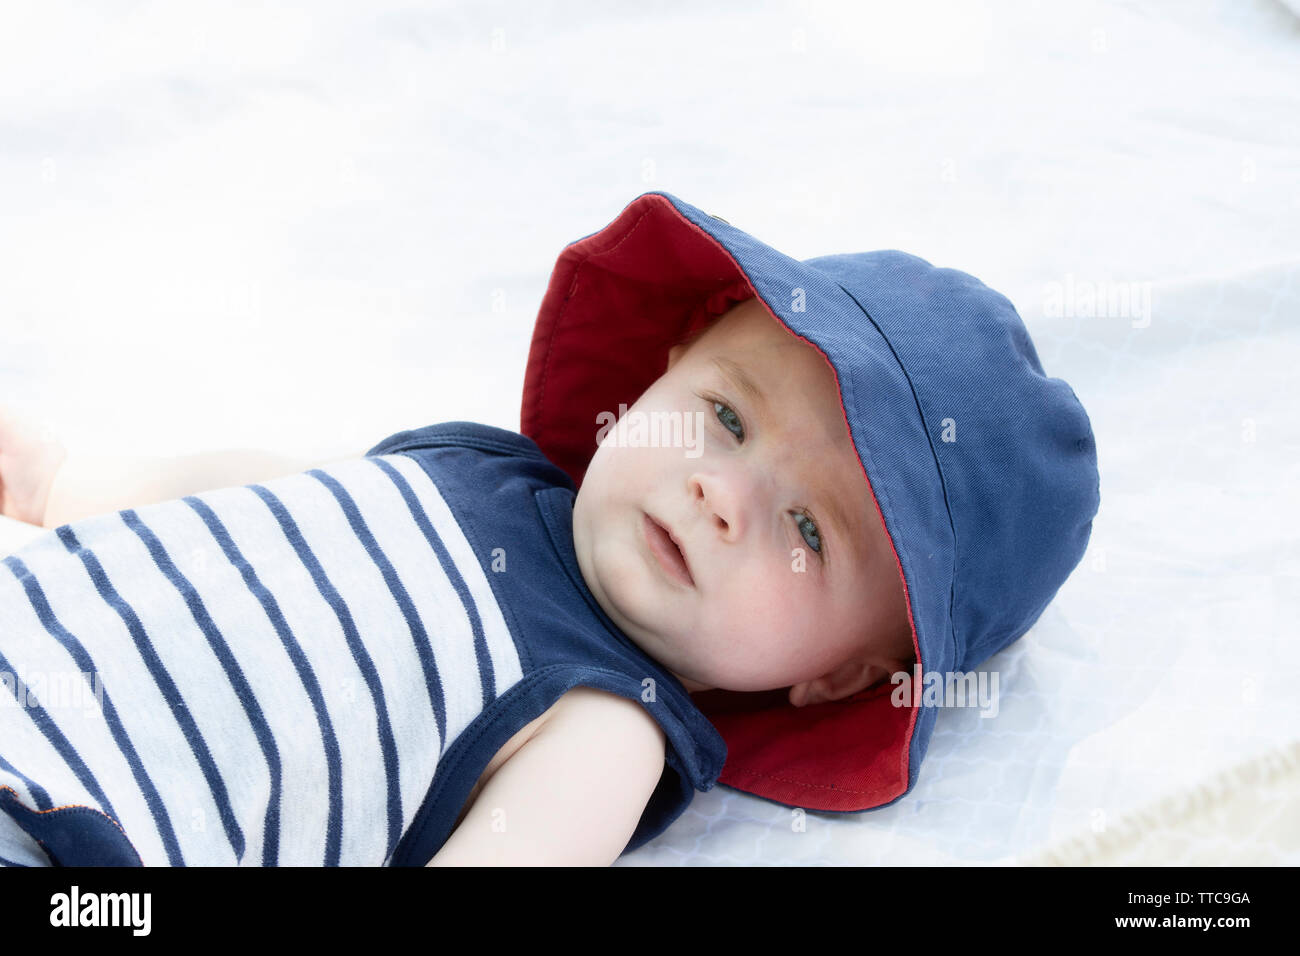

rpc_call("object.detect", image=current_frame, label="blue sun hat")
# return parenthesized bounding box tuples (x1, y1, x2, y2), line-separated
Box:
(520, 191, 1100, 812)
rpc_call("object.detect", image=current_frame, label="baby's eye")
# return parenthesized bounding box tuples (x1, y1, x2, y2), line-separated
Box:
(707, 395, 822, 558)
(713, 401, 744, 441)
(794, 512, 821, 553)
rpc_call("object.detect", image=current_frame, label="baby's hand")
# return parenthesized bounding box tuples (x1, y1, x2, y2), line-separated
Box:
(0, 406, 68, 526)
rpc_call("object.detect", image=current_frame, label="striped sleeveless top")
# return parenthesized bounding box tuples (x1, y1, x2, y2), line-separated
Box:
(0, 422, 726, 866)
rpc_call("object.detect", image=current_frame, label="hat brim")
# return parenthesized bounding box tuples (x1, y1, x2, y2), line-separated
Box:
(521, 192, 957, 812)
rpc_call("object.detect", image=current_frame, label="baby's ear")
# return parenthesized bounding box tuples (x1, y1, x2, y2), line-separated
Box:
(788, 656, 912, 708)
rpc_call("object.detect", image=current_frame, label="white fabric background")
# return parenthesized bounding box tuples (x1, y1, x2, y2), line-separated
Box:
(2, 0, 1297, 865)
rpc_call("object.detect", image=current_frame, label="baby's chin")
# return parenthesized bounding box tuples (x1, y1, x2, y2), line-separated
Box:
(617, 610, 792, 695)
(664, 668, 709, 694)
(615, 623, 712, 693)
(641, 637, 774, 695)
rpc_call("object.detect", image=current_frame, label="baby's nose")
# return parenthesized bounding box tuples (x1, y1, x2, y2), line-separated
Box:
(687, 471, 752, 541)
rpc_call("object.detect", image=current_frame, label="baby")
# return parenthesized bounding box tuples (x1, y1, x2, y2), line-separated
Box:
(572, 295, 915, 702)
(0, 192, 1099, 866)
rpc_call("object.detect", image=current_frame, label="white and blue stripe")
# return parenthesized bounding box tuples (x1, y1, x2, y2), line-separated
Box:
(0, 453, 522, 866)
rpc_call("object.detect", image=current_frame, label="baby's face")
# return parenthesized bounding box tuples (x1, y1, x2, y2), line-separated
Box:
(572, 298, 912, 704)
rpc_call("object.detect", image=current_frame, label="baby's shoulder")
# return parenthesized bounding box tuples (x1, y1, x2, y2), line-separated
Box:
(490, 686, 664, 784)
(436, 685, 669, 864)
(528, 686, 668, 780)
(454, 686, 665, 830)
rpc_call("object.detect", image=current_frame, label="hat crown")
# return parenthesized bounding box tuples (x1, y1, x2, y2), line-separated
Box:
(803, 251, 1100, 669)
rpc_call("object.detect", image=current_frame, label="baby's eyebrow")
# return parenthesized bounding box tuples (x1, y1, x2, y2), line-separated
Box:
(821, 487, 858, 553)
(711, 356, 768, 415)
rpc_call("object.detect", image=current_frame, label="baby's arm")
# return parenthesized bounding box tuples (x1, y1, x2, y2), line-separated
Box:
(428, 687, 667, 866)
(42, 447, 354, 527)
(3, 404, 365, 528)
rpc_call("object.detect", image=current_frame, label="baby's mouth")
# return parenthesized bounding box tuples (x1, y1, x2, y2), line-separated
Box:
(643, 513, 695, 588)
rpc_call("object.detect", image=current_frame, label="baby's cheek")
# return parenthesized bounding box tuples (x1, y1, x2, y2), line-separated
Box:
(712, 572, 802, 648)
(758, 567, 828, 649)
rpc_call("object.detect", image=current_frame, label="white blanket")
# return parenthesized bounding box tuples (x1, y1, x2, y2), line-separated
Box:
(2, 0, 1296, 865)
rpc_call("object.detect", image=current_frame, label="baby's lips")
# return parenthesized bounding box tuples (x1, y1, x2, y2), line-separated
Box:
(645, 512, 696, 587)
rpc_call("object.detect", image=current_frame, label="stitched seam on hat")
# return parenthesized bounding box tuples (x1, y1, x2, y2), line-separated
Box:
(830, 280, 961, 671)
(722, 768, 900, 798)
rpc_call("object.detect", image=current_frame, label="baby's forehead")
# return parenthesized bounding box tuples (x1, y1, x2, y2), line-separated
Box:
(712, 322, 843, 412)
(727, 337, 856, 457)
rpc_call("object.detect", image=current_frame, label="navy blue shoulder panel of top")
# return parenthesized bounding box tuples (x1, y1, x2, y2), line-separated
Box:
(367, 421, 726, 866)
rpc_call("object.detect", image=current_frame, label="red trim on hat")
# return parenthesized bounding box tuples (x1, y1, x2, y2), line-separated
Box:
(522, 194, 918, 812)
